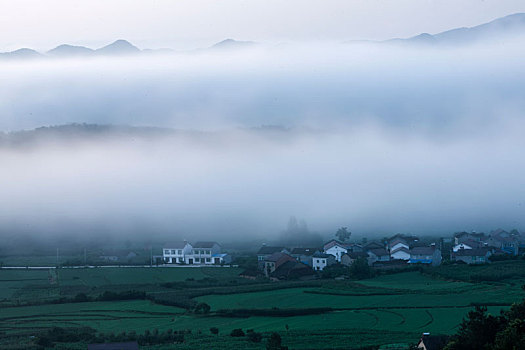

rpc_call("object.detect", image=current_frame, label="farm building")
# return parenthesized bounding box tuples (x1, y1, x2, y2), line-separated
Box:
(163, 241, 192, 264)
(341, 251, 369, 266)
(290, 247, 320, 266)
(264, 252, 296, 277)
(367, 248, 390, 265)
(390, 246, 411, 260)
(162, 241, 230, 265)
(409, 246, 442, 266)
(311, 252, 335, 271)
(451, 247, 492, 264)
(257, 246, 288, 269)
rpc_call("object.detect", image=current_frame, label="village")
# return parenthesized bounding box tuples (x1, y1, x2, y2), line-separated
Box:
(158, 228, 525, 281)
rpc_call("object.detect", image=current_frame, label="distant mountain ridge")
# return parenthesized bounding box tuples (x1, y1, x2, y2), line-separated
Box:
(2, 13, 525, 59)
(388, 12, 525, 45)
(0, 38, 257, 60)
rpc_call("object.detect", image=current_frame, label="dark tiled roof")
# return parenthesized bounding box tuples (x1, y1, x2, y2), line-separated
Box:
(391, 246, 410, 254)
(411, 246, 436, 255)
(193, 241, 219, 248)
(88, 342, 139, 350)
(369, 248, 389, 257)
(266, 252, 294, 263)
(312, 252, 332, 258)
(453, 248, 492, 257)
(257, 246, 285, 255)
(291, 247, 318, 256)
(364, 242, 384, 250)
(344, 252, 368, 259)
(323, 240, 346, 250)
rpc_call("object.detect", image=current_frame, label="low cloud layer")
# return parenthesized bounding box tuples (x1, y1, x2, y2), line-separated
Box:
(1, 41, 525, 240)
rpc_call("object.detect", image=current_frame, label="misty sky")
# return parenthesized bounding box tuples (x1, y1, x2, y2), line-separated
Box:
(1, 0, 525, 50)
(1, 2, 525, 241)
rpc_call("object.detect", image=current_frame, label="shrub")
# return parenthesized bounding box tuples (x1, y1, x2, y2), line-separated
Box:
(246, 329, 262, 343)
(194, 302, 211, 314)
(210, 327, 219, 335)
(230, 328, 245, 337)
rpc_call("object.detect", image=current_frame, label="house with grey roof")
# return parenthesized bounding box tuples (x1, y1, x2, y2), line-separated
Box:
(341, 251, 369, 266)
(290, 247, 320, 266)
(451, 247, 492, 264)
(409, 245, 442, 266)
(257, 246, 289, 269)
(312, 252, 336, 271)
(367, 248, 390, 265)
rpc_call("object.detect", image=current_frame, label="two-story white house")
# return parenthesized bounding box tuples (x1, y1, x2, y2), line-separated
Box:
(323, 240, 348, 262)
(163, 241, 193, 264)
(187, 241, 222, 265)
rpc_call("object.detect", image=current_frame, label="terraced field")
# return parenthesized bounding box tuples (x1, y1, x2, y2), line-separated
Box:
(0, 267, 522, 349)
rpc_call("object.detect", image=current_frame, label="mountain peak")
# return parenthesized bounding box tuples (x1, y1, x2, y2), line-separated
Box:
(96, 40, 140, 55)
(47, 44, 94, 56)
(211, 38, 256, 49)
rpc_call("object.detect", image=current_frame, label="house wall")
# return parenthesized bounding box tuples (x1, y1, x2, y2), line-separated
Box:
(163, 244, 193, 264)
(391, 250, 410, 260)
(325, 246, 347, 262)
(390, 242, 409, 251)
(312, 257, 327, 271)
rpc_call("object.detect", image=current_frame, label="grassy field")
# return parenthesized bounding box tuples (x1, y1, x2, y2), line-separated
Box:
(0, 265, 523, 349)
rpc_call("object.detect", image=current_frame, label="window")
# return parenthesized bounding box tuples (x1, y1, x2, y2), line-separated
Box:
(177, 250, 182, 255)
(316, 259, 320, 263)
(171, 250, 176, 254)
(206, 258, 211, 262)
(206, 250, 211, 255)
(195, 258, 200, 263)
(164, 250, 169, 255)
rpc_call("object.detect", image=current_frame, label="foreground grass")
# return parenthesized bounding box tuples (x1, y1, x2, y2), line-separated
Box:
(0, 266, 523, 349)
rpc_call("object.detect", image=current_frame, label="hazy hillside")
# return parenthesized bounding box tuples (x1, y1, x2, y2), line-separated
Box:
(390, 12, 525, 45)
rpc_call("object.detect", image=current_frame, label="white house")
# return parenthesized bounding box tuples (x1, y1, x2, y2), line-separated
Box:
(389, 238, 409, 252)
(390, 246, 411, 260)
(163, 241, 193, 264)
(187, 241, 222, 265)
(163, 241, 229, 265)
(323, 240, 348, 262)
(312, 253, 335, 271)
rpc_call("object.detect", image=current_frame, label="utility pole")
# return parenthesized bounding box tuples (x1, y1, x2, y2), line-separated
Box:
(84, 248, 87, 267)
(150, 245, 153, 267)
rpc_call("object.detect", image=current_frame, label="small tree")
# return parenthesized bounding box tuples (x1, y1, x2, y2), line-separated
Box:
(210, 327, 219, 335)
(335, 227, 351, 242)
(266, 332, 288, 350)
(247, 329, 262, 343)
(230, 328, 245, 337)
(349, 257, 373, 279)
(194, 302, 211, 314)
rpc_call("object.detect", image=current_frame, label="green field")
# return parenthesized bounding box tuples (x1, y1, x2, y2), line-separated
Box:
(0, 265, 523, 349)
